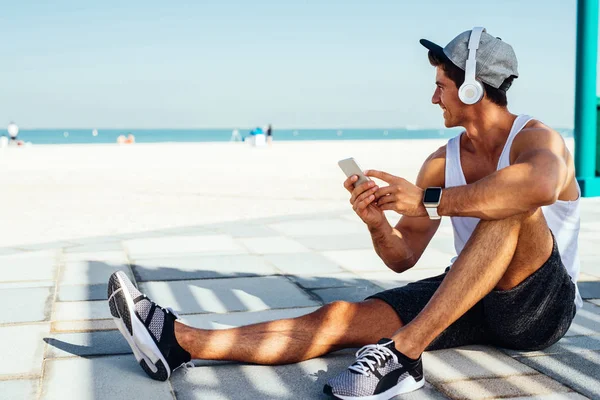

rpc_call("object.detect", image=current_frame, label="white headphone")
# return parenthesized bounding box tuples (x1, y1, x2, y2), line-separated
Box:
(458, 27, 485, 105)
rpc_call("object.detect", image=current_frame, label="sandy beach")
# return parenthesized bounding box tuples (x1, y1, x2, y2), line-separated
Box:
(0, 138, 578, 248)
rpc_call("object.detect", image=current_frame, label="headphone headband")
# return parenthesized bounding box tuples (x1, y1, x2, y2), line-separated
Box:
(465, 27, 484, 83)
(458, 26, 485, 105)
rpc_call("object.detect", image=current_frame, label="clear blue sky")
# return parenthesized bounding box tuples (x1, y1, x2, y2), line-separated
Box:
(1, 0, 597, 129)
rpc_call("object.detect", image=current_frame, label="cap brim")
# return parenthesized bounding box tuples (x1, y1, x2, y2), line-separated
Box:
(419, 39, 449, 62)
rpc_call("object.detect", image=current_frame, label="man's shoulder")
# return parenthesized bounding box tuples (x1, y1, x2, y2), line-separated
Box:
(510, 120, 568, 162)
(514, 120, 564, 147)
(426, 144, 447, 162)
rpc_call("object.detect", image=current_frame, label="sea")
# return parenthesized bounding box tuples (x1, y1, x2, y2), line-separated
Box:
(4, 128, 574, 145)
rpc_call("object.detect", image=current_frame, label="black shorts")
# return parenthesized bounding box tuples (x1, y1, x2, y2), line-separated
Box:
(367, 237, 577, 351)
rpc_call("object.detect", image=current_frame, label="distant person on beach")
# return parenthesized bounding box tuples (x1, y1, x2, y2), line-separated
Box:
(117, 134, 135, 144)
(108, 27, 582, 400)
(230, 128, 242, 141)
(266, 124, 273, 145)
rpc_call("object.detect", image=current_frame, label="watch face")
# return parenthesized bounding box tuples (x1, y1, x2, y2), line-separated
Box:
(424, 187, 442, 203)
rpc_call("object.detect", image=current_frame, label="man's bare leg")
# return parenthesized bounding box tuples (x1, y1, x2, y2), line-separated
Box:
(391, 208, 553, 358)
(174, 298, 403, 365)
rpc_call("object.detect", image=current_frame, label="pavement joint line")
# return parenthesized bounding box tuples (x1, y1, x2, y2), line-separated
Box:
(278, 273, 326, 306)
(133, 273, 288, 283)
(0, 321, 52, 328)
(37, 248, 65, 400)
(508, 348, 600, 359)
(44, 351, 133, 360)
(0, 373, 41, 381)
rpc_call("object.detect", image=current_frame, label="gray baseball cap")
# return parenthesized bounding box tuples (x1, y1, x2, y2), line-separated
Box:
(420, 29, 519, 90)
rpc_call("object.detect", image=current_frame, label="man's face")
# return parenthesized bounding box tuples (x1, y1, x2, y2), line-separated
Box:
(431, 67, 464, 128)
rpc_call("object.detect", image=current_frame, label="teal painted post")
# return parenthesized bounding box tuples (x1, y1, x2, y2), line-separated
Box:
(574, 0, 600, 196)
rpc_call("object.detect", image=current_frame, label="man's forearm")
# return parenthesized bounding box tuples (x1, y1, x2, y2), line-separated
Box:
(438, 163, 557, 220)
(368, 222, 414, 273)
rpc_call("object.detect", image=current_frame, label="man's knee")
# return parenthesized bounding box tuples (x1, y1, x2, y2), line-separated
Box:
(316, 300, 402, 331)
(318, 301, 359, 322)
(473, 208, 547, 240)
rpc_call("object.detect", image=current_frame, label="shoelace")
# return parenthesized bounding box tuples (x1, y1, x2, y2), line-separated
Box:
(348, 343, 398, 376)
(142, 294, 180, 318)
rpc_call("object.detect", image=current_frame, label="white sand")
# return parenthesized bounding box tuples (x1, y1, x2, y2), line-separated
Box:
(0, 138, 575, 248)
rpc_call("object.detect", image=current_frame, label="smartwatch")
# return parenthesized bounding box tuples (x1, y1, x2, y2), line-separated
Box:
(423, 187, 443, 220)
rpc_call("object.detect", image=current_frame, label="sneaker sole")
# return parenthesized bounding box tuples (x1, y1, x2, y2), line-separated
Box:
(326, 375, 424, 400)
(108, 272, 171, 381)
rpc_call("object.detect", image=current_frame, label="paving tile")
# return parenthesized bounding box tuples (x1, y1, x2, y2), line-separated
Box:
(64, 242, 124, 253)
(0, 323, 49, 377)
(142, 226, 215, 236)
(239, 237, 310, 254)
(293, 234, 374, 251)
(139, 276, 319, 315)
(0, 281, 54, 289)
(60, 259, 132, 286)
(422, 345, 538, 384)
(439, 374, 571, 399)
(0, 379, 38, 399)
(288, 272, 372, 290)
(322, 249, 389, 272)
(357, 269, 445, 290)
(18, 241, 75, 251)
(181, 307, 320, 329)
(57, 284, 108, 301)
(312, 284, 383, 304)
(41, 356, 173, 400)
(133, 254, 277, 281)
(516, 351, 600, 400)
(265, 253, 344, 275)
(52, 319, 116, 333)
(0, 247, 24, 255)
(53, 301, 111, 322)
(0, 250, 58, 283)
(45, 330, 131, 358)
(579, 254, 600, 276)
(118, 231, 179, 240)
(0, 287, 53, 323)
(172, 351, 355, 399)
(565, 301, 600, 336)
(125, 235, 246, 258)
(68, 236, 125, 245)
(268, 218, 365, 237)
(214, 223, 280, 237)
(579, 272, 600, 281)
(63, 251, 127, 263)
(505, 335, 600, 357)
(577, 281, 600, 299)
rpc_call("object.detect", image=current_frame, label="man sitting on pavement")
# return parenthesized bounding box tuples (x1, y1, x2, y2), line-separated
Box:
(107, 27, 581, 400)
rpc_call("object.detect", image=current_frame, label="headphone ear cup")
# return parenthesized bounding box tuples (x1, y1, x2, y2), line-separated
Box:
(458, 80, 484, 105)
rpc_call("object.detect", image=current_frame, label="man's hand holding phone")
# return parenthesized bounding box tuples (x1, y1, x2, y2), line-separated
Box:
(339, 158, 386, 229)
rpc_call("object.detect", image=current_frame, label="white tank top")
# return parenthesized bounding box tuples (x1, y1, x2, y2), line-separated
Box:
(445, 115, 582, 309)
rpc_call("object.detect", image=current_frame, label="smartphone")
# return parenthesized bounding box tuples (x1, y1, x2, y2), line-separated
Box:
(338, 157, 371, 187)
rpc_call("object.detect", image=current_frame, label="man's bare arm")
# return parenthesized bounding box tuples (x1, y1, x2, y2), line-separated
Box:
(437, 128, 569, 220)
(370, 147, 445, 272)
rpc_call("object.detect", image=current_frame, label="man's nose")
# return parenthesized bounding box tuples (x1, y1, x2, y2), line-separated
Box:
(432, 88, 440, 104)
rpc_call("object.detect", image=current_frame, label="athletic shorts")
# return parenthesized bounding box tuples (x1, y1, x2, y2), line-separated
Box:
(366, 236, 577, 351)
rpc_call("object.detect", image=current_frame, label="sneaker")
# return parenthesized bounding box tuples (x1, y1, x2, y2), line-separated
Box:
(323, 338, 424, 400)
(107, 271, 191, 381)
